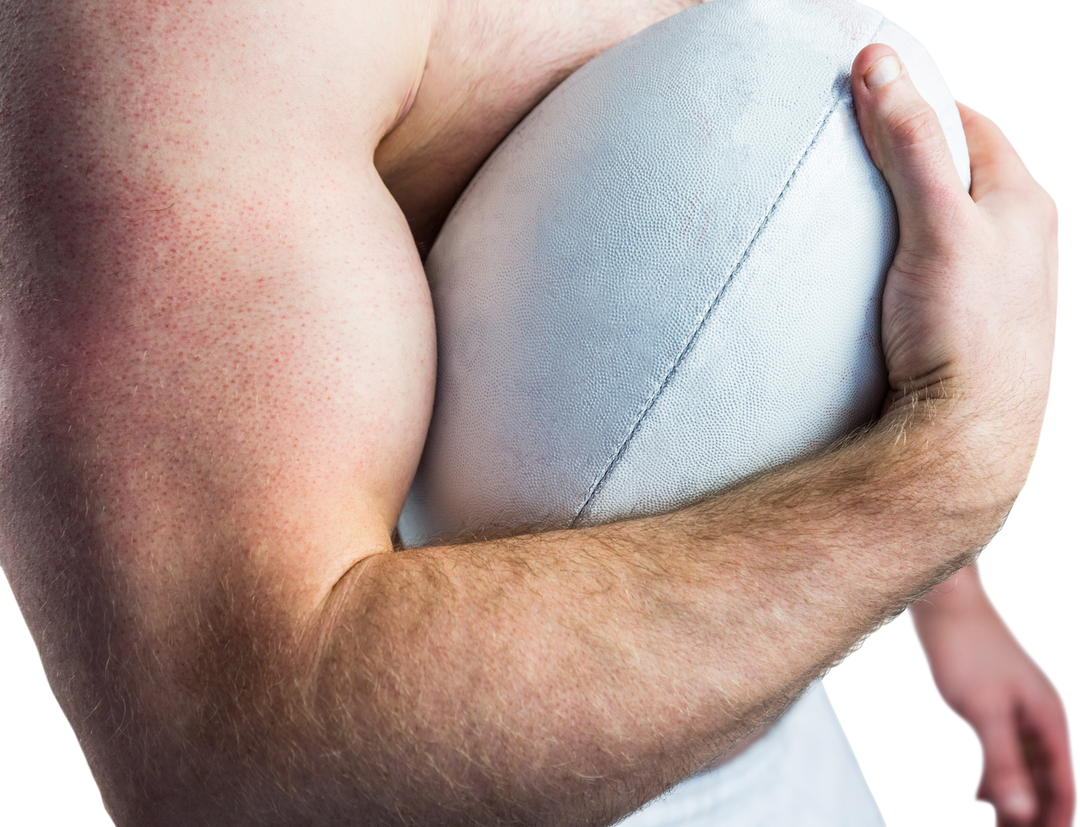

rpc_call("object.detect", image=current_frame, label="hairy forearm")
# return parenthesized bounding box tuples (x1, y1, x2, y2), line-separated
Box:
(208, 401, 1005, 827)
(0, 5, 1048, 823)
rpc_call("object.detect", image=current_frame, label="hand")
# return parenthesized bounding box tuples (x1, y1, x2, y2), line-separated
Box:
(913, 568, 1075, 827)
(851, 45, 1057, 502)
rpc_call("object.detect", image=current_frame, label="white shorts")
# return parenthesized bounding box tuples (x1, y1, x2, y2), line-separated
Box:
(619, 682, 884, 827)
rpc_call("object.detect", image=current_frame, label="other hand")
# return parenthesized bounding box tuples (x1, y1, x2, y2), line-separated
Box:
(914, 568, 1074, 827)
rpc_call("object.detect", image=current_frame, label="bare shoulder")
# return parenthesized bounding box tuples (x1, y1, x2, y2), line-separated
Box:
(0, 0, 432, 155)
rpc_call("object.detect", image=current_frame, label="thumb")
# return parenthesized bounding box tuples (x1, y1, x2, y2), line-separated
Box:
(851, 44, 969, 256)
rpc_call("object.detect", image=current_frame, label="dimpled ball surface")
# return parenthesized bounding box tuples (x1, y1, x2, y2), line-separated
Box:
(398, 0, 969, 546)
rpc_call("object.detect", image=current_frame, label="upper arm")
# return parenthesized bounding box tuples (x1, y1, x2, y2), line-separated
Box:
(0, 0, 434, 811)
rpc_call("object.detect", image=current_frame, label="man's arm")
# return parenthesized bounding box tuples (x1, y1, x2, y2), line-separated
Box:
(0, 0, 441, 817)
(914, 568, 1075, 826)
(0, 4, 1055, 823)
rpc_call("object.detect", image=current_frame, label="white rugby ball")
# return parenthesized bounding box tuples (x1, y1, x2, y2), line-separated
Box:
(398, 0, 969, 545)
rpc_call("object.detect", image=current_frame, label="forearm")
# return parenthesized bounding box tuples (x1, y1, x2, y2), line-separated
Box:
(820, 561, 989, 686)
(277, 400, 1005, 827)
(0, 8, 1051, 824)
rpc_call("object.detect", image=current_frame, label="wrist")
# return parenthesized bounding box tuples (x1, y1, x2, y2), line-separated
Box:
(878, 388, 1030, 541)
(910, 565, 993, 625)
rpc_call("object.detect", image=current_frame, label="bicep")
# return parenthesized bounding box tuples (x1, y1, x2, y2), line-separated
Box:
(22, 168, 436, 607)
(0, 1, 434, 801)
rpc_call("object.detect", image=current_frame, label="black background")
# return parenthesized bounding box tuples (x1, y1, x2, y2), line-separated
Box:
(0, 3, 1062, 824)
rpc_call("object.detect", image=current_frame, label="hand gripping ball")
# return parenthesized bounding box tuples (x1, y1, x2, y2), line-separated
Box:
(398, 0, 969, 547)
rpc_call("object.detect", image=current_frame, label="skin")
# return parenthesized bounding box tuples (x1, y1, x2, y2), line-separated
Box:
(913, 567, 1074, 827)
(0, 1, 1068, 824)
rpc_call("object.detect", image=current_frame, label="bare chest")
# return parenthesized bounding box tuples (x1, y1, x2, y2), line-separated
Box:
(374, 0, 704, 255)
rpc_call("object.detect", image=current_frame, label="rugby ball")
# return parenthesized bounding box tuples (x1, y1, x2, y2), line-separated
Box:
(398, 0, 969, 546)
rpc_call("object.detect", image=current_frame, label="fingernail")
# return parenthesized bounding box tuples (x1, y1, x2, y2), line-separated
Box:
(864, 54, 902, 88)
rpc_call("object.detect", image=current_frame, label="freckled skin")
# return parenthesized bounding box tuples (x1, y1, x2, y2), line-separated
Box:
(0, 1, 718, 819)
(0, 1, 1062, 826)
(0, 0, 442, 811)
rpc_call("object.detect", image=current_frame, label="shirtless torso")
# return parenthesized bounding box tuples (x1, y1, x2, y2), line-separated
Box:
(0, 1, 1064, 825)
(378, 1, 703, 251)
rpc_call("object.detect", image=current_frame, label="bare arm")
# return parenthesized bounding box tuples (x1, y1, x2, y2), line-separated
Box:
(0, 5, 1055, 823)
(907, 565, 1075, 824)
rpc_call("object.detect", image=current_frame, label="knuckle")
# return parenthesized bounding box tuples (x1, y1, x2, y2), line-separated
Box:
(1008, 188, 1058, 241)
(888, 101, 942, 149)
(908, 200, 980, 258)
(1023, 171, 1058, 218)
(1043, 191, 1059, 236)
(984, 111, 1006, 136)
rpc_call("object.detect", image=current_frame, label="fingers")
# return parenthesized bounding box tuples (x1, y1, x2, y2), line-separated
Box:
(955, 102, 1037, 204)
(1019, 695, 1076, 827)
(975, 708, 1040, 825)
(959, 97, 1058, 285)
(850, 44, 969, 252)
